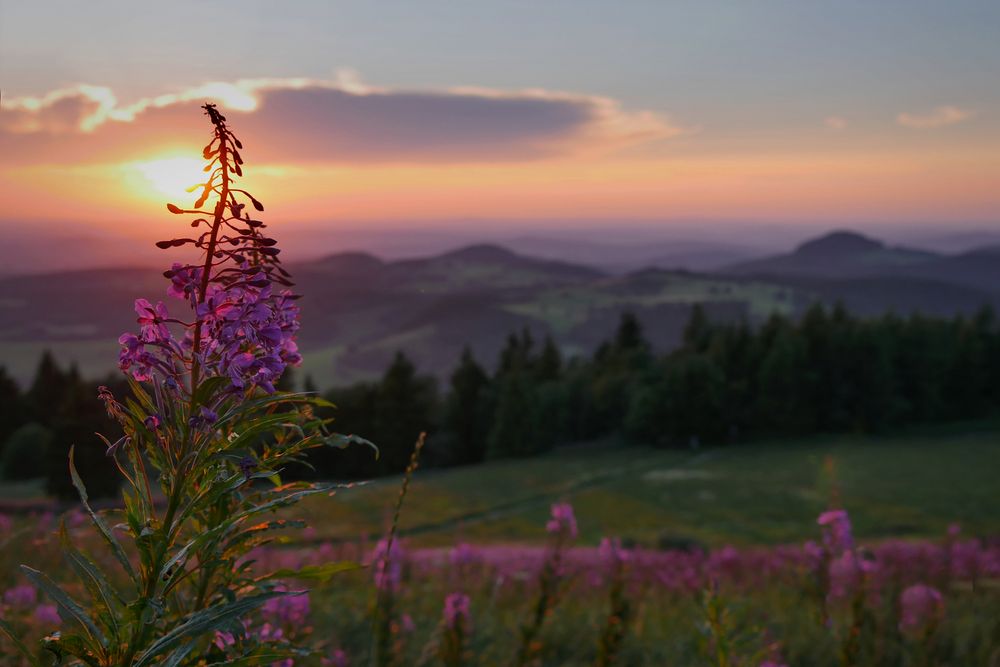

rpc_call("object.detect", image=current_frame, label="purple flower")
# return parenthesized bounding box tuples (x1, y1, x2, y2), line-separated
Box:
(118, 333, 162, 383)
(144, 414, 161, 431)
(451, 542, 480, 568)
(818, 509, 853, 554)
(261, 591, 310, 627)
(323, 649, 350, 667)
(4, 584, 37, 607)
(121, 249, 301, 397)
(443, 592, 471, 630)
(599, 537, 630, 568)
(239, 456, 256, 481)
(135, 298, 172, 343)
(546, 502, 578, 539)
(33, 604, 60, 626)
(188, 406, 219, 430)
(400, 613, 415, 633)
(165, 263, 202, 304)
(214, 629, 238, 650)
(827, 550, 876, 602)
(372, 538, 405, 592)
(899, 584, 944, 638)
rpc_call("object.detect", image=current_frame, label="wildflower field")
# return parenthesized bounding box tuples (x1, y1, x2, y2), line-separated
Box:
(0, 105, 998, 667)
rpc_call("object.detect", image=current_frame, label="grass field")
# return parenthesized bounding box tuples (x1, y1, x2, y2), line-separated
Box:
(290, 428, 1000, 548)
(2, 430, 997, 664)
(504, 275, 796, 335)
(3, 429, 996, 548)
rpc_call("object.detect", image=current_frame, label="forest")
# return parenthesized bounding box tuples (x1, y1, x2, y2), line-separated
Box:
(5, 302, 999, 496)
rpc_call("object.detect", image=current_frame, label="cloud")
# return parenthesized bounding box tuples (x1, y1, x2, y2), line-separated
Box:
(0, 76, 684, 165)
(824, 116, 847, 130)
(896, 105, 974, 129)
(1, 85, 119, 134)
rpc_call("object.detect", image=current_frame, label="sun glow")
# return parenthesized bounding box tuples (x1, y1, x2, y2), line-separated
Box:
(131, 156, 207, 202)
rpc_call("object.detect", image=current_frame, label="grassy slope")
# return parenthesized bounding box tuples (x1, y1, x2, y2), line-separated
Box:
(504, 275, 795, 335)
(293, 429, 1000, 548)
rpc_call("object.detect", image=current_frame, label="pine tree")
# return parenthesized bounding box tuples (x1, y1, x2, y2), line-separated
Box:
(536, 336, 563, 382)
(27, 350, 69, 421)
(372, 352, 439, 473)
(444, 348, 491, 464)
(486, 372, 539, 459)
(0, 366, 25, 450)
(683, 304, 712, 352)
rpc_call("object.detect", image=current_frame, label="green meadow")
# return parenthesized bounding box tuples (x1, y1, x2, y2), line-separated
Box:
(287, 427, 1000, 548)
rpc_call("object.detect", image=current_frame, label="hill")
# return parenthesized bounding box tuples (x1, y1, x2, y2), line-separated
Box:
(2, 233, 999, 387)
(725, 230, 938, 278)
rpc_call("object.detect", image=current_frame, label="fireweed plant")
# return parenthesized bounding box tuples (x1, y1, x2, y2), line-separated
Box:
(0, 104, 370, 666)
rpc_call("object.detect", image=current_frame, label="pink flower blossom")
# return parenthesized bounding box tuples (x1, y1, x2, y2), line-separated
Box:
(546, 502, 578, 539)
(818, 509, 853, 554)
(899, 584, 944, 638)
(4, 584, 36, 608)
(33, 604, 60, 626)
(323, 649, 350, 667)
(372, 538, 405, 592)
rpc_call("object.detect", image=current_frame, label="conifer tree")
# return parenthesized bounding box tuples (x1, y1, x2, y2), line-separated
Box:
(444, 347, 491, 464)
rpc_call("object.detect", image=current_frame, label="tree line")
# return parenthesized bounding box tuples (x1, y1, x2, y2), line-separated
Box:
(0, 353, 124, 499)
(310, 302, 1000, 478)
(4, 302, 1000, 495)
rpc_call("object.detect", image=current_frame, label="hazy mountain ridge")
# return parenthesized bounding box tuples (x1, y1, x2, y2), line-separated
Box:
(723, 230, 1000, 294)
(2, 230, 999, 386)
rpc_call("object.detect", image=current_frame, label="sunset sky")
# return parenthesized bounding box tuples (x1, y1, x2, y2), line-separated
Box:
(2, 1, 999, 266)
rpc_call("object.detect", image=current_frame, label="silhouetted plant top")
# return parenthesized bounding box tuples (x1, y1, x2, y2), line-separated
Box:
(118, 103, 301, 401)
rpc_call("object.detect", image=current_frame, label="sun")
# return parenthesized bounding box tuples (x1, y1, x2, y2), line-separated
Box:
(131, 156, 207, 203)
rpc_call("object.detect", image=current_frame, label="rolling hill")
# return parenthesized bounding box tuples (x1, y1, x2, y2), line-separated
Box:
(2, 231, 998, 388)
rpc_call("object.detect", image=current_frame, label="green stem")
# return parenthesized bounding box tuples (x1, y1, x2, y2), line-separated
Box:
(121, 469, 185, 665)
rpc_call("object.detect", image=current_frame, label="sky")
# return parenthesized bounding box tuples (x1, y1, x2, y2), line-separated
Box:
(1, 1, 999, 267)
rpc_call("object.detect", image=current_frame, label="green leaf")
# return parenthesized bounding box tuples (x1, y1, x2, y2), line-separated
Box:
(133, 591, 299, 667)
(257, 560, 361, 584)
(325, 432, 378, 453)
(127, 376, 157, 414)
(159, 642, 195, 667)
(215, 392, 322, 428)
(21, 565, 107, 650)
(194, 375, 231, 406)
(223, 519, 305, 552)
(229, 483, 336, 522)
(220, 413, 302, 452)
(69, 446, 138, 582)
(43, 631, 104, 667)
(0, 617, 41, 666)
(59, 521, 122, 640)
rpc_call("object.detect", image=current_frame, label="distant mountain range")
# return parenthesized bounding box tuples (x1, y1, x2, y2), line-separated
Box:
(720, 230, 1000, 314)
(1, 230, 999, 387)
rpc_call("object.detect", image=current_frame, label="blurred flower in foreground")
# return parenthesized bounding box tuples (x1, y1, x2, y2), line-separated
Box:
(547, 502, 578, 539)
(899, 583, 944, 639)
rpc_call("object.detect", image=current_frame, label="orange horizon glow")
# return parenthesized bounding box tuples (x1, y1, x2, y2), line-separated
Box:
(4, 150, 999, 232)
(1, 78, 998, 235)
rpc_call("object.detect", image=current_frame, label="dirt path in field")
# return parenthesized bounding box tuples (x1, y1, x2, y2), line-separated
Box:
(348, 449, 721, 543)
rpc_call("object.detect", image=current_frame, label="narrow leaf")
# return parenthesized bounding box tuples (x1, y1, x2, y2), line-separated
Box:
(0, 617, 41, 666)
(21, 566, 107, 649)
(59, 521, 122, 640)
(70, 447, 137, 582)
(257, 560, 361, 584)
(133, 592, 298, 667)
